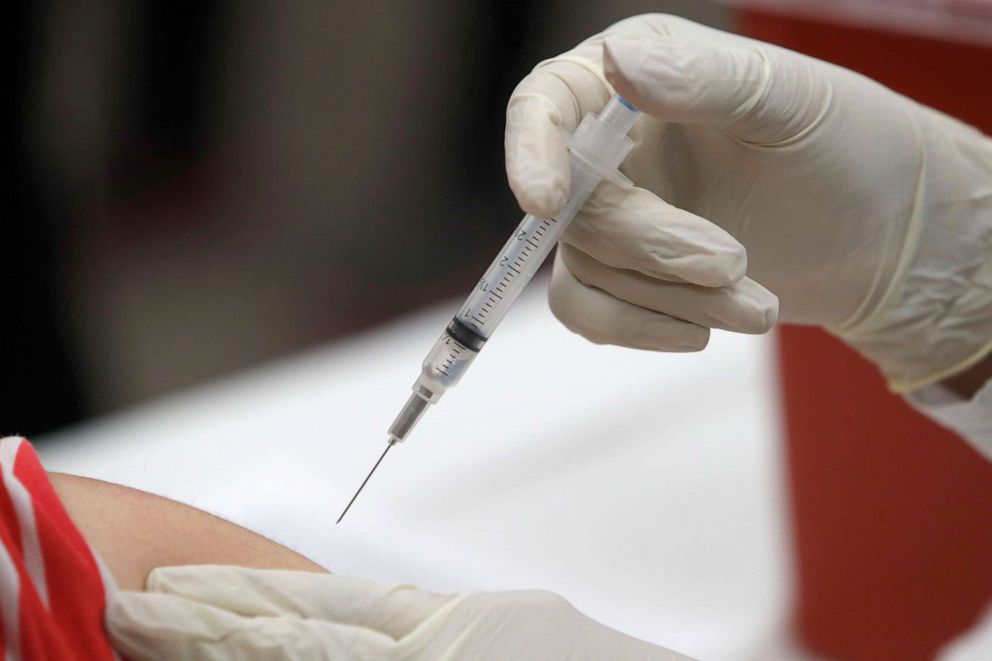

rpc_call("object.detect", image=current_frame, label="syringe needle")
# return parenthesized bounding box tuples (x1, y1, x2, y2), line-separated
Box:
(336, 441, 394, 525)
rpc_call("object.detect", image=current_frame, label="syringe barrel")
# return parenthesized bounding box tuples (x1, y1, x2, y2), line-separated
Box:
(449, 95, 637, 346)
(394, 95, 638, 438)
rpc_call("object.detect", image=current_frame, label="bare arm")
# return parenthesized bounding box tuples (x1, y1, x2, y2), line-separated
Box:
(48, 473, 325, 591)
(942, 352, 992, 399)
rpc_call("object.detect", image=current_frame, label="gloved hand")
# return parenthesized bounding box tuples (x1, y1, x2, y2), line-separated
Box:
(106, 565, 693, 660)
(938, 603, 992, 660)
(505, 14, 992, 392)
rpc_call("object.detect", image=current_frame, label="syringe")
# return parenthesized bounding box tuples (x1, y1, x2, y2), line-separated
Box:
(337, 94, 639, 523)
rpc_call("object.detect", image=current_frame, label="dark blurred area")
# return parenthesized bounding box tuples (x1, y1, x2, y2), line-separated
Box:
(8, 1, 726, 435)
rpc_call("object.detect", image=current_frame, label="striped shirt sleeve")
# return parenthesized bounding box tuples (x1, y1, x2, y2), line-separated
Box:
(0, 436, 119, 660)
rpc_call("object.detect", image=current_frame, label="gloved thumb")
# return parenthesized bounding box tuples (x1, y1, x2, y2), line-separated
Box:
(144, 565, 453, 640)
(603, 32, 829, 145)
(106, 590, 396, 660)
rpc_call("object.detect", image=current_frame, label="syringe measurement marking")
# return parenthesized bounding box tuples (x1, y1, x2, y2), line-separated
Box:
(437, 341, 465, 377)
(462, 215, 560, 330)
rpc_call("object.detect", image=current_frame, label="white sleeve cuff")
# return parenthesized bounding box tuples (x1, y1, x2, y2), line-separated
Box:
(906, 377, 992, 461)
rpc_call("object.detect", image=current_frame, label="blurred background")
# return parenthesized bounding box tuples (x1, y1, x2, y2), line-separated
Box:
(9, 0, 724, 434)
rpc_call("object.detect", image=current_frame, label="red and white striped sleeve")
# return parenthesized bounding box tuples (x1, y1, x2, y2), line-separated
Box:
(0, 436, 119, 660)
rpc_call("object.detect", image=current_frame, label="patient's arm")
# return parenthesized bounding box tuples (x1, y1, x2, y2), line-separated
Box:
(48, 472, 326, 591)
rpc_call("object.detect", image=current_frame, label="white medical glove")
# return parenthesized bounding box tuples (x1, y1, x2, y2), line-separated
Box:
(938, 603, 992, 661)
(106, 565, 693, 660)
(505, 14, 992, 392)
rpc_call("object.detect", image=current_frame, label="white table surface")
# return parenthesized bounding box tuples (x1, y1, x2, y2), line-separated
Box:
(38, 281, 795, 660)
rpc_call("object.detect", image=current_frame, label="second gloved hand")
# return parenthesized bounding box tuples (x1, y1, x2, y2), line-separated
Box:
(505, 14, 992, 391)
(106, 565, 693, 660)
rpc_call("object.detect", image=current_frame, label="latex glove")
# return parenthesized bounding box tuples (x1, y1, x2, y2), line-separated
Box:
(505, 14, 992, 392)
(938, 603, 992, 660)
(106, 565, 693, 660)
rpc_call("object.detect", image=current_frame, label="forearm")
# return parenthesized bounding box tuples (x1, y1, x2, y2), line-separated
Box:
(49, 473, 325, 591)
(942, 352, 992, 399)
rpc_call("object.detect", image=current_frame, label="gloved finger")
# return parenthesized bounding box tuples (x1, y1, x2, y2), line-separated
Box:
(549, 251, 710, 352)
(560, 244, 778, 334)
(603, 27, 828, 145)
(146, 565, 452, 641)
(563, 183, 747, 287)
(107, 590, 397, 660)
(505, 59, 612, 219)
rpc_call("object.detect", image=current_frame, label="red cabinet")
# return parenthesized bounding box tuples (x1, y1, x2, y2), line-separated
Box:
(735, 6, 992, 659)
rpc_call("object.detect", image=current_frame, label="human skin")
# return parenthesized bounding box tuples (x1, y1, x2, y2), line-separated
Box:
(48, 473, 326, 591)
(943, 353, 992, 399)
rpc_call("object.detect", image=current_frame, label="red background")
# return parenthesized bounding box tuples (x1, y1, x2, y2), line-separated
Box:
(735, 8, 992, 660)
